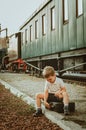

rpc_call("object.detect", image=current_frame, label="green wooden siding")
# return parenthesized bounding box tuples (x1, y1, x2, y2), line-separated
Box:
(21, 0, 86, 59)
(69, 0, 77, 50)
(84, 0, 86, 47)
(77, 16, 84, 48)
(63, 25, 69, 51)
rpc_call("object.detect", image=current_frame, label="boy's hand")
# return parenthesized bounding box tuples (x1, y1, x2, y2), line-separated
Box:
(44, 101, 50, 109)
(55, 87, 66, 96)
(55, 90, 61, 96)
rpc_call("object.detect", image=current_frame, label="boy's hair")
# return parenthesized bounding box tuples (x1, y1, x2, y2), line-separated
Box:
(42, 66, 55, 78)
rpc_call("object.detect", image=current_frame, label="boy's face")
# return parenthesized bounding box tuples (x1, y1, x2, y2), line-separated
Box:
(46, 74, 56, 83)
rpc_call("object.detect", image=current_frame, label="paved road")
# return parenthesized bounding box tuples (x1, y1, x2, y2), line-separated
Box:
(0, 72, 86, 129)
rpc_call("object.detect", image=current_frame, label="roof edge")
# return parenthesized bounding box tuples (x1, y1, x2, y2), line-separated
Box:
(19, 0, 52, 30)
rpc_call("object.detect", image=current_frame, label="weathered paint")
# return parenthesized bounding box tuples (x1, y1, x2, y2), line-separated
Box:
(84, 0, 86, 47)
(20, 0, 86, 59)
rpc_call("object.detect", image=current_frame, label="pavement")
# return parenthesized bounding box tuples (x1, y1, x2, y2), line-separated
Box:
(0, 72, 86, 130)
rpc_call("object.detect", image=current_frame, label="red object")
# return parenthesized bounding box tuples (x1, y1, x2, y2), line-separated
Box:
(13, 59, 24, 63)
(12, 59, 27, 71)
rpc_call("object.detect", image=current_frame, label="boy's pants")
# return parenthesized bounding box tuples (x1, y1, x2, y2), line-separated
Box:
(47, 93, 63, 103)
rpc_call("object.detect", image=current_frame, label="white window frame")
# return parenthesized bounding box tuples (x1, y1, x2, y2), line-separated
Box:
(76, 0, 83, 17)
(63, 0, 69, 23)
(35, 20, 39, 39)
(42, 14, 46, 35)
(30, 25, 32, 42)
(25, 29, 28, 43)
(23, 31, 25, 44)
(21, 32, 24, 45)
(51, 6, 55, 30)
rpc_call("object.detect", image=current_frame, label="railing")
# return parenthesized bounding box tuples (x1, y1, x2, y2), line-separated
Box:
(24, 60, 43, 76)
(24, 60, 86, 77)
(57, 62, 86, 76)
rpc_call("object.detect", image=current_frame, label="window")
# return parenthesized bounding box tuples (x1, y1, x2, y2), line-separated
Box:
(63, 0, 68, 23)
(51, 7, 55, 30)
(76, 0, 83, 17)
(21, 32, 23, 45)
(25, 29, 28, 43)
(35, 20, 39, 39)
(23, 32, 25, 44)
(42, 14, 46, 35)
(30, 25, 32, 42)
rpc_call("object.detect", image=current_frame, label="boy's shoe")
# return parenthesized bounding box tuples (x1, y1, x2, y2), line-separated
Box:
(64, 110, 70, 115)
(64, 105, 69, 115)
(33, 108, 43, 117)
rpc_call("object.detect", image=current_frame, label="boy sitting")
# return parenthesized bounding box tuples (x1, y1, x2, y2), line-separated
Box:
(34, 66, 69, 116)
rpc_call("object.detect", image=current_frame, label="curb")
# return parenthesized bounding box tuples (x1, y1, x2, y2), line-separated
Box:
(0, 79, 85, 130)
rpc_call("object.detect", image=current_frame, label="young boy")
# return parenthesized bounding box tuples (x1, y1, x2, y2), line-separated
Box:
(34, 66, 69, 116)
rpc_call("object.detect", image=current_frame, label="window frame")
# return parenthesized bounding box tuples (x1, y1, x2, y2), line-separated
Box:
(51, 6, 55, 30)
(63, 0, 69, 24)
(76, 0, 83, 17)
(42, 14, 46, 35)
(21, 32, 24, 45)
(25, 29, 28, 44)
(23, 31, 25, 45)
(35, 20, 39, 39)
(30, 25, 32, 42)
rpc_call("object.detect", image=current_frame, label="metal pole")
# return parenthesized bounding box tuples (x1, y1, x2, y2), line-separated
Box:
(58, 62, 86, 74)
(6, 28, 8, 38)
(0, 23, 1, 36)
(0, 27, 8, 38)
